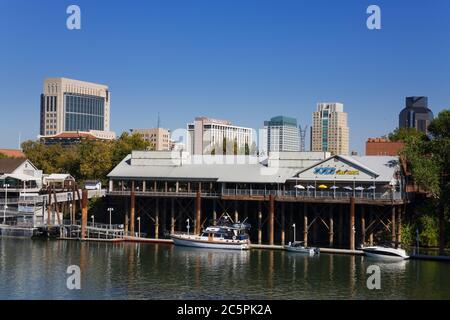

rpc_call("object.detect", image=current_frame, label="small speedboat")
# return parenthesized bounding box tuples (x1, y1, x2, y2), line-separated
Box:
(284, 241, 320, 255)
(362, 245, 409, 260)
(170, 217, 251, 251)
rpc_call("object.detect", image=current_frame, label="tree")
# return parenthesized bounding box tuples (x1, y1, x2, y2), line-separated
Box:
(388, 127, 423, 142)
(401, 110, 450, 254)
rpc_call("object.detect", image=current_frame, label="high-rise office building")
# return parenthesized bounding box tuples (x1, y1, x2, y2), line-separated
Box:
(187, 117, 253, 155)
(399, 96, 434, 134)
(311, 102, 349, 155)
(40, 77, 115, 139)
(263, 116, 300, 153)
(131, 128, 171, 151)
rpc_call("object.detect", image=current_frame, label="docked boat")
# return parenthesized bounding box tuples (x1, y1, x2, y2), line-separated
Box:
(362, 245, 409, 260)
(170, 217, 251, 251)
(284, 241, 320, 255)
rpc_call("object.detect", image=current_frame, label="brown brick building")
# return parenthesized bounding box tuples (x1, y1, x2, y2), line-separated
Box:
(365, 138, 405, 156)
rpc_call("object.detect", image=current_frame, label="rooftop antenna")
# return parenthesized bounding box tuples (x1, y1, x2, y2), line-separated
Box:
(157, 112, 161, 128)
(299, 125, 308, 152)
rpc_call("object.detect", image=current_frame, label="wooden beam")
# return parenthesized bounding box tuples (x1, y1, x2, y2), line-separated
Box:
(269, 195, 275, 246)
(130, 188, 136, 235)
(329, 205, 334, 247)
(391, 206, 397, 246)
(349, 197, 355, 250)
(155, 198, 159, 239)
(170, 198, 175, 234)
(361, 205, 366, 247)
(303, 202, 308, 247)
(338, 204, 343, 246)
(258, 201, 262, 244)
(281, 202, 285, 246)
(81, 189, 88, 240)
(195, 191, 201, 234)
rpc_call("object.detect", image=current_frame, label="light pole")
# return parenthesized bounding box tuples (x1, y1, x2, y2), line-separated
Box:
(3, 183, 10, 224)
(137, 217, 141, 238)
(108, 207, 114, 229)
(186, 218, 190, 235)
(292, 223, 296, 243)
(91, 215, 95, 226)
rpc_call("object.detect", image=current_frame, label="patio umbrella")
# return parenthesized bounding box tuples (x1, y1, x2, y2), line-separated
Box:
(343, 186, 353, 191)
(330, 185, 339, 190)
(318, 185, 328, 189)
(367, 186, 376, 190)
(307, 185, 315, 189)
(354, 186, 365, 191)
(294, 184, 305, 189)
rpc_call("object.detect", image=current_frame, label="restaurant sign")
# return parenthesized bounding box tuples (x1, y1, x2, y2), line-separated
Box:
(313, 167, 359, 176)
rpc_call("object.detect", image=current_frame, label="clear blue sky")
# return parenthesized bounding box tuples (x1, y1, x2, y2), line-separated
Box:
(1, 0, 449, 153)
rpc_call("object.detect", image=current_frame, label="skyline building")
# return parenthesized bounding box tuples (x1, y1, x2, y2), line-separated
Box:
(39, 77, 115, 140)
(263, 116, 300, 154)
(399, 96, 434, 134)
(311, 102, 349, 155)
(131, 128, 171, 151)
(187, 117, 253, 155)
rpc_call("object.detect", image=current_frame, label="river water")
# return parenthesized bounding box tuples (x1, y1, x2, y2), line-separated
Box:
(0, 239, 449, 300)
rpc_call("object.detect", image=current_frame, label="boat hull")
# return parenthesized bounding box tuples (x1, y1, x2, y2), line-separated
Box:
(284, 246, 319, 255)
(171, 235, 251, 250)
(362, 247, 409, 260)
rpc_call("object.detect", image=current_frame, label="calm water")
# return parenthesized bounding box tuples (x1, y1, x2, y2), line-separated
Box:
(0, 239, 449, 300)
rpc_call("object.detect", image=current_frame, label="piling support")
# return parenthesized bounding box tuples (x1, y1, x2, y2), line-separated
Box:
(281, 202, 285, 245)
(81, 189, 88, 240)
(212, 200, 217, 225)
(397, 206, 402, 246)
(269, 195, 275, 246)
(369, 206, 374, 246)
(258, 201, 262, 244)
(303, 202, 308, 247)
(234, 201, 239, 223)
(349, 197, 355, 250)
(170, 198, 175, 234)
(195, 191, 201, 234)
(391, 206, 397, 246)
(329, 205, 334, 247)
(361, 205, 366, 247)
(155, 199, 159, 239)
(130, 187, 135, 236)
(338, 204, 343, 246)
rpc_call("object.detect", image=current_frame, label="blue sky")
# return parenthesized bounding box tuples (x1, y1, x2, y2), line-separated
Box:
(1, 0, 449, 153)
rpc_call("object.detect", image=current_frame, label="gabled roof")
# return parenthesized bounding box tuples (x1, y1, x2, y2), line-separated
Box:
(0, 158, 27, 174)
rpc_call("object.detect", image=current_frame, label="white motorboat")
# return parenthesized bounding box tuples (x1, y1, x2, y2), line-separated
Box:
(362, 245, 409, 260)
(284, 241, 320, 255)
(170, 217, 251, 251)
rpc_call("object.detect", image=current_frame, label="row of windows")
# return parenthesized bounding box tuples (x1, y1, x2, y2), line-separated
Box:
(65, 94, 105, 116)
(46, 96, 57, 112)
(65, 114, 104, 131)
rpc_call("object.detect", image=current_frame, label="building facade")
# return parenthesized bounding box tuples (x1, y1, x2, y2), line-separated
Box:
(187, 117, 253, 155)
(131, 128, 171, 151)
(40, 77, 115, 139)
(365, 138, 405, 156)
(399, 96, 434, 134)
(263, 116, 300, 153)
(311, 103, 349, 155)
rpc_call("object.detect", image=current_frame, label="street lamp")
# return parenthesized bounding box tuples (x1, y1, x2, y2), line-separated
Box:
(107, 207, 114, 229)
(91, 215, 95, 226)
(186, 218, 190, 235)
(3, 183, 10, 224)
(137, 217, 141, 238)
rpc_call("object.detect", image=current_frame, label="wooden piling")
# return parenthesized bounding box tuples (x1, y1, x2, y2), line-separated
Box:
(391, 206, 397, 246)
(155, 198, 159, 239)
(281, 202, 285, 245)
(269, 195, 275, 246)
(81, 189, 88, 240)
(349, 197, 355, 250)
(130, 187, 135, 235)
(361, 205, 365, 247)
(170, 198, 175, 234)
(329, 205, 334, 247)
(258, 201, 262, 244)
(338, 204, 343, 246)
(303, 202, 308, 247)
(195, 191, 201, 234)
(397, 206, 402, 246)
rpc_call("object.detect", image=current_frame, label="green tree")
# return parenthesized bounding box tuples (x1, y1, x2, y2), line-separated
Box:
(388, 127, 423, 142)
(401, 110, 450, 254)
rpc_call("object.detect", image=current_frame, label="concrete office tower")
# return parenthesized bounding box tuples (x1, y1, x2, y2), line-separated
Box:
(131, 128, 171, 151)
(187, 117, 253, 155)
(311, 103, 349, 155)
(264, 116, 300, 153)
(399, 96, 434, 134)
(40, 77, 115, 139)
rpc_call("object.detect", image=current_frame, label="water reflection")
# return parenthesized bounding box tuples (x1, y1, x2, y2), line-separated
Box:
(0, 240, 449, 300)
